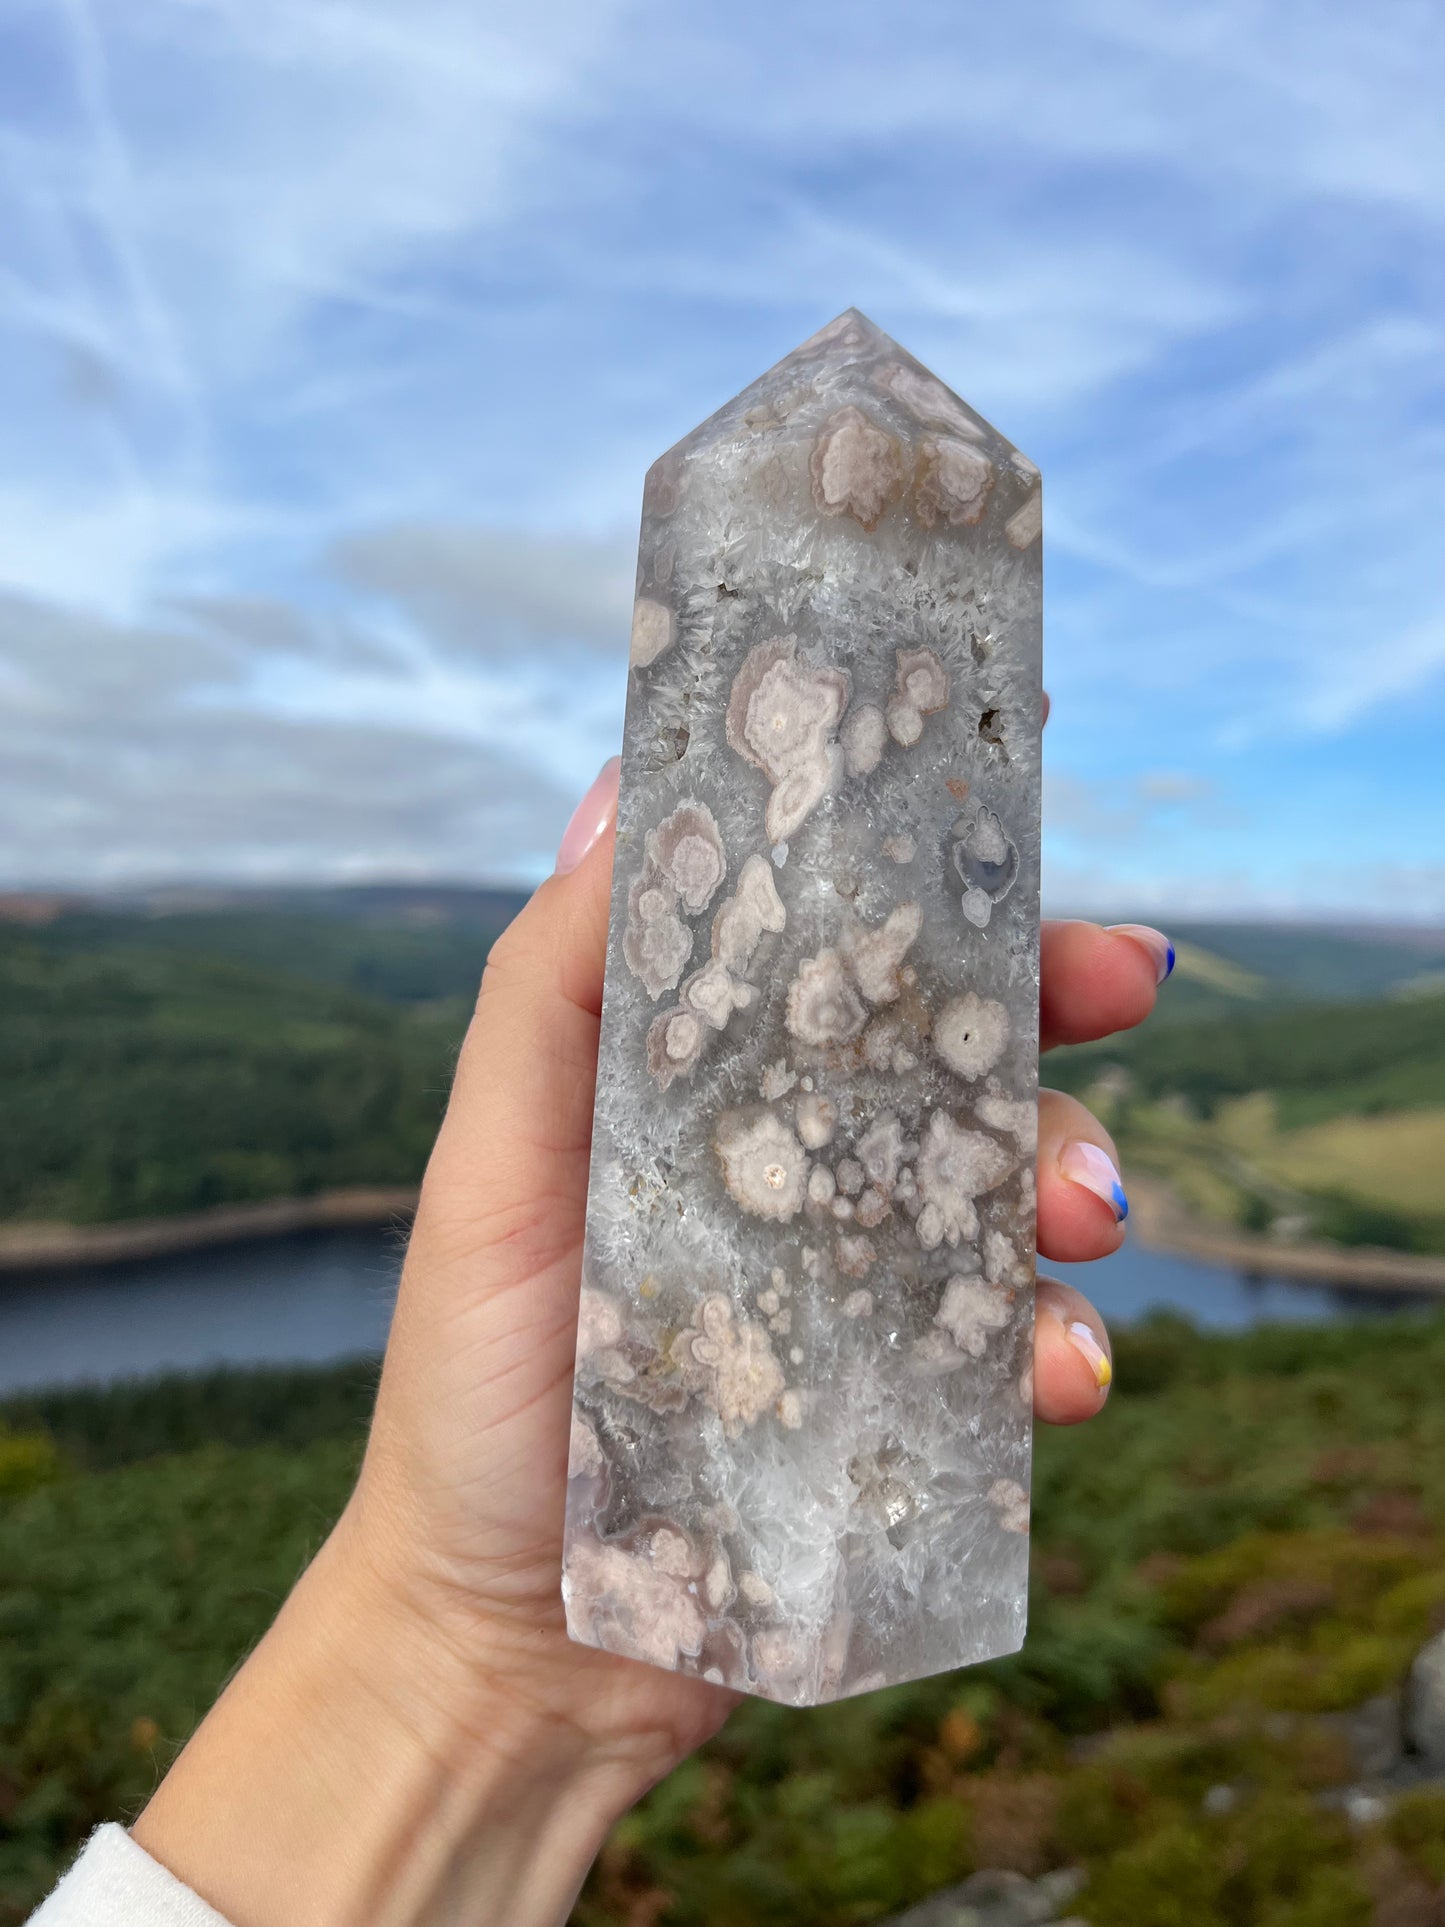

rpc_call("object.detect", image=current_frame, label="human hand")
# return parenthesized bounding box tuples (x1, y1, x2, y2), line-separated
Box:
(133, 755, 1171, 1927)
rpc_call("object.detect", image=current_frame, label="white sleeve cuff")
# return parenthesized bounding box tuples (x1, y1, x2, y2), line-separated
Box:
(28, 1825, 236, 1927)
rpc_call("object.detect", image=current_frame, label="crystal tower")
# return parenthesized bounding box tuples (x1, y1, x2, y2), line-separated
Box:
(562, 310, 1042, 1705)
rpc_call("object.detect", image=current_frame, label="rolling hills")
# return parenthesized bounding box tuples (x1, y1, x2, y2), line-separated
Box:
(1, 891, 1440, 1253)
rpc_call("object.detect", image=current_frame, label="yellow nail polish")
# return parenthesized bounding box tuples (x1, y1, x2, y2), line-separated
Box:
(1066, 1319, 1113, 1391)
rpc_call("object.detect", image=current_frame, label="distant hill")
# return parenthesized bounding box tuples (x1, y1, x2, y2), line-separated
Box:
(0, 883, 531, 928)
(1037, 920, 1445, 1025)
(0, 929, 462, 1225)
(1051, 989, 1445, 1129)
(9, 885, 531, 1008)
(1164, 920, 1445, 1008)
(5, 887, 1440, 1013)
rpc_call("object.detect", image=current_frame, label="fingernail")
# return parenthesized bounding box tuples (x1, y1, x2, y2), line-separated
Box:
(1107, 923, 1175, 984)
(556, 757, 621, 874)
(1058, 1140, 1129, 1223)
(1066, 1319, 1113, 1391)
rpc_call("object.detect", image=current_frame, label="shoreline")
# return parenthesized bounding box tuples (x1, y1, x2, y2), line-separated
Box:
(1126, 1175, 1445, 1295)
(1, 1176, 1442, 1294)
(0, 1187, 420, 1273)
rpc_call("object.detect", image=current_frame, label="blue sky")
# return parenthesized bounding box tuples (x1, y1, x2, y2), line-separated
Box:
(0, 0, 1441, 918)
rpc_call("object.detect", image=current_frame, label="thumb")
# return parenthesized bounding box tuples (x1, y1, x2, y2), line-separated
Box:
(410, 758, 619, 1287)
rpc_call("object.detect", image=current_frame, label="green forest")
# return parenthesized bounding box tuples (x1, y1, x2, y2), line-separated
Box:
(5, 1318, 1445, 1925)
(0, 914, 479, 1225)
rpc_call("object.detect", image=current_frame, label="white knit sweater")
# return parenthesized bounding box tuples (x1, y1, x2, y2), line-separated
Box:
(28, 1826, 234, 1927)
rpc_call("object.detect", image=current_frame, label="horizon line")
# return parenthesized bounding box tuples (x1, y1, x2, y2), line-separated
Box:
(0, 881, 1442, 939)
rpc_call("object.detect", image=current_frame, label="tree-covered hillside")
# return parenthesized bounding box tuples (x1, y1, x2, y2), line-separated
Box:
(1051, 991, 1445, 1131)
(0, 932, 463, 1224)
(22, 884, 526, 1006)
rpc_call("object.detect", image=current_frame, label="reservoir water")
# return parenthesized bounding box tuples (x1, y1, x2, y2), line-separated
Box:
(0, 1226, 1425, 1397)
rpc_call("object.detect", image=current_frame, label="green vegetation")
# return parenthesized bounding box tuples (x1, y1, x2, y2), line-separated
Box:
(1052, 990, 1445, 1130)
(29, 891, 523, 1009)
(0, 930, 466, 1224)
(1051, 991, 1445, 1255)
(3, 902, 1440, 1917)
(0, 894, 536, 1228)
(5, 1323, 1445, 1924)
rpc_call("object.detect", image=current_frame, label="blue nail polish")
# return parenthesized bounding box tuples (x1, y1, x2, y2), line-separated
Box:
(1163, 941, 1176, 980)
(1060, 1141, 1130, 1223)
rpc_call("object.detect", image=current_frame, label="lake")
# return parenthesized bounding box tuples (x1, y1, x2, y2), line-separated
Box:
(0, 1226, 1427, 1397)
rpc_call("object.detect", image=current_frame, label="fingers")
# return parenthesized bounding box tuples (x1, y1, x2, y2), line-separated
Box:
(1029, 699, 1118, 1421)
(1033, 1277, 1113, 1424)
(1037, 1087, 1128, 1262)
(1040, 918, 1173, 1052)
(413, 759, 619, 1278)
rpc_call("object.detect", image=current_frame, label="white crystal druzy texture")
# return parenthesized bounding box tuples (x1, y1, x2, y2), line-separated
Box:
(562, 309, 1042, 1706)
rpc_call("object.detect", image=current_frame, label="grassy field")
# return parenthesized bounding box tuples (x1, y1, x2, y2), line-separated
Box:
(1166, 1093, 1445, 1231)
(4, 1325, 1445, 1925)
(1243, 1107, 1445, 1217)
(1051, 987, 1445, 1255)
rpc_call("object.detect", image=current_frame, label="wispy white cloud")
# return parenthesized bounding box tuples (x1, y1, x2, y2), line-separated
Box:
(1296, 613, 1445, 734)
(57, 0, 200, 409)
(332, 523, 634, 660)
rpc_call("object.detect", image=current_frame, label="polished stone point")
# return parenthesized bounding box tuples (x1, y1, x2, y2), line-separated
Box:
(562, 309, 1042, 1705)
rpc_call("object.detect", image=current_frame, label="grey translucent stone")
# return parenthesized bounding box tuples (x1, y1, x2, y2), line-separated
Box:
(562, 309, 1042, 1705)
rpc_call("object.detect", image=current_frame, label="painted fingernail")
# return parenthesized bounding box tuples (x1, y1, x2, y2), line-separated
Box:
(1058, 1140, 1129, 1223)
(1066, 1319, 1113, 1391)
(1107, 923, 1175, 983)
(555, 756, 621, 874)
